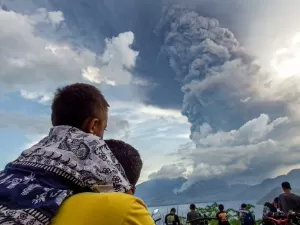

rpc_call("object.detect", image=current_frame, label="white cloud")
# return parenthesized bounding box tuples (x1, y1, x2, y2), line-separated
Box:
(0, 8, 138, 97)
(132, 77, 152, 86)
(20, 90, 53, 104)
(148, 164, 187, 180)
(83, 31, 139, 85)
(241, 97, 251, 103)
(109, 100, 189, 125)
(29, 8, 64, 26)
(270, 32, 300, 79)
(152, 113, 299, 191)
(47, 11, 64, 25)
(197, 118, 292, 173)
(193, 114, 289, 147)
(82, 66, 116, 86)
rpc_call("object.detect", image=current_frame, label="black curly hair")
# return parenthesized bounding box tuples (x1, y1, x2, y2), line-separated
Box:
(282, 182, 291, 190)
(105, 139, 142, 185)
(51, 83, 109, 128)
(218, 204, 224, 211)
(190, 204, 196, 210)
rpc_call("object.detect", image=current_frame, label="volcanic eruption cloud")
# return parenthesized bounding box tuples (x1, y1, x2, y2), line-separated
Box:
(156, 5, 286, 145)
(154, 5, 293, 191)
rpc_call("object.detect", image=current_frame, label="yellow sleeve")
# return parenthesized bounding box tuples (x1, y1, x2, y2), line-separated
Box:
(122, 197, 155, 225)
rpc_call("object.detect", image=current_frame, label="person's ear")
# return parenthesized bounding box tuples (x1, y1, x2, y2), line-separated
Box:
(87, 118, 99, 135)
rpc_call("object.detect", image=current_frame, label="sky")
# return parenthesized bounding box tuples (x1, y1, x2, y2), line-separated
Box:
(0, 0, 300, 188)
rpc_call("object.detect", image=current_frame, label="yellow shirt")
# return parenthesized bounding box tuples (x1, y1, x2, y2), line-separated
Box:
(51, 192, 155, 225)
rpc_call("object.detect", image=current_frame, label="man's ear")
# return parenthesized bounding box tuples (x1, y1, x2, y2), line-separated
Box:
(87, 118, 99, 135)
(81, 118, 98, 134)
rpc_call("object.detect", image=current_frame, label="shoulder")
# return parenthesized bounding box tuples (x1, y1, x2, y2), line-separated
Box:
(52, 193, 154, 225)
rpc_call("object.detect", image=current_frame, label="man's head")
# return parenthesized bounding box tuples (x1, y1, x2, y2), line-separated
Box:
(105, 139, 142, 195)
(51, 83, 109, 137)
(281, 182, 291, 193)
(170, 208, 176, 214)
(218, 204, 224, 211)
(190, 204, 196, 211)
(241, 203, 247, 209)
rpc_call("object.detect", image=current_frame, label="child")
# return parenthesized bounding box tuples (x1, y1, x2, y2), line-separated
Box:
(51, 139, 147, 225)
(239, 203, 255, 225)
(216, 204, 230, 225)
(187, 204, 201, 225)
(0, 83, 131, 225)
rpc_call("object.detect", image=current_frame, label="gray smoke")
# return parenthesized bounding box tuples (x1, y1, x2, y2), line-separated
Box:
(155, 5, 289, 144)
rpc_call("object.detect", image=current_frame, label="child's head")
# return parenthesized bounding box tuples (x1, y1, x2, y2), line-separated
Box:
(218, 204, 224, 211)
(190, 204, 196, 210)
(51, 83, 109, 137)
(273, 197, 279, 207)
(241, 203, 247, 209)
(170, 208, 176, 214)
(105, 139, 142, 194)
(281, 181, 291, 192)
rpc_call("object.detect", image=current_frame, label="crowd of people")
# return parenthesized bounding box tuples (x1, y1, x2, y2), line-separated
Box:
(165, 181, 300, 225)
(0, 83, 154, 225)
(263, 182, 300, 214)
(262, 181, 300, 225)
(164, 203, 255, 225)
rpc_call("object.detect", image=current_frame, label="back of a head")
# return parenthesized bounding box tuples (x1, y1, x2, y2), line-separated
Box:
(281, 182, 291, 190)
(273, 197, 279, 204)
(105, 139, 142, 186)
(51, 83, 109, 129)
(218, 204, 224, 211)
(241, 203, 247, 209)
(190, 204, 196, 210)
(171, 208, 176, 214)
(264, 202, 272, 207)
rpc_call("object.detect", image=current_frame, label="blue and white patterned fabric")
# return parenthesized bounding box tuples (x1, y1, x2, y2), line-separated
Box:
(0, 126, 131, 225)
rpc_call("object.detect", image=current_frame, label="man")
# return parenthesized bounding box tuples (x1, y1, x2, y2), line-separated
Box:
(278, 182, 300, 213)
(216, 204, 230, 225)
(52, 139, 155, 225)
(0, 83, 131, 225)
(239, 203, 255, 225)
(187, 204, 201, 225)
(165, 208, 181, 225)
